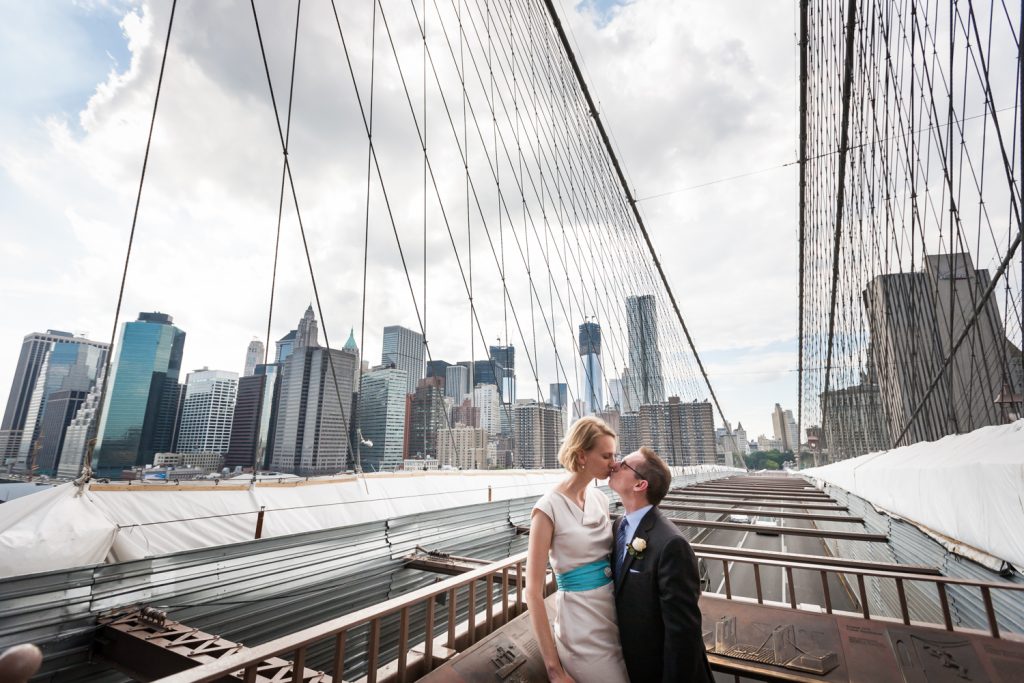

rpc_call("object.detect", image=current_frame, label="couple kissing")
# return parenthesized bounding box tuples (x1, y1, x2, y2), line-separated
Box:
(525, 416, 713, 682)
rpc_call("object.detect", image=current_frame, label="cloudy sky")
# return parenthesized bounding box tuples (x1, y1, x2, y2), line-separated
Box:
(0, 0, 799, 440)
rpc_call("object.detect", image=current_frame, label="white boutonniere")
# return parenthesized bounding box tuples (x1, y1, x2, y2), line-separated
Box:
(627, 537, 646, 559)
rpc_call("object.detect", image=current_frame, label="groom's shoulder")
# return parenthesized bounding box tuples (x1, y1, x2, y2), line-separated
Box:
(649, 506, 686, 539)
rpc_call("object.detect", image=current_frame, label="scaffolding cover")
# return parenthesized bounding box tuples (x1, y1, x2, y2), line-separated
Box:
(0, 466, 734, 577)
(803, 420, 1024, 571)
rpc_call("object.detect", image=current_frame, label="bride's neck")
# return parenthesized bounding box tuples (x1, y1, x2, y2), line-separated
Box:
(562, 473, 592, 499)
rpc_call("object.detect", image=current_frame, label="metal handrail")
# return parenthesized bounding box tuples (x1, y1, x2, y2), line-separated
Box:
(698, 551, 1024, 638)
(156, 551, 533, 683)
(153, 549, 1022, 683)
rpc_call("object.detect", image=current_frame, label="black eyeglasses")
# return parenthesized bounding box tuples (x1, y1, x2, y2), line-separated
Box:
(615, 456, 647, 481)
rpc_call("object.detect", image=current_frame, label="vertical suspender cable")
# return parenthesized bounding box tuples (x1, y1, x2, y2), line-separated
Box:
(81, 1, 178, 481)
(540, 0, 731, 430)
(820, 0, 858, 445)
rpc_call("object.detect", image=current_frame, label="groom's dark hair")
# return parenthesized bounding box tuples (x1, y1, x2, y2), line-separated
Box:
(636, 447, 671, 505)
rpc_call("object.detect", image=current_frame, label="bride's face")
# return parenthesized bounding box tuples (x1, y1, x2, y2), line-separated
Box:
(580, 434, 617, 480)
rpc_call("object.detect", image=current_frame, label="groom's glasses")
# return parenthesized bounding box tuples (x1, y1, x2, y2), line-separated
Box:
(615, 456, 647, 481)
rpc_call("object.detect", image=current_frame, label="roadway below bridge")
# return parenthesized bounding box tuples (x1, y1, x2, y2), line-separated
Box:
(689, 479, 860, 614)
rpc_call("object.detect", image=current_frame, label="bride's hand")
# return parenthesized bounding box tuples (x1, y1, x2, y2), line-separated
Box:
(547, 668, 576, 683)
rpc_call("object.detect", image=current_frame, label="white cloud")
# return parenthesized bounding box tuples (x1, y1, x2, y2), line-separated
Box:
(0, 0, 798, 440)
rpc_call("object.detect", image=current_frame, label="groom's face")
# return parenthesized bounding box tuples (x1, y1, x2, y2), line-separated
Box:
(611, 452, 645, 496)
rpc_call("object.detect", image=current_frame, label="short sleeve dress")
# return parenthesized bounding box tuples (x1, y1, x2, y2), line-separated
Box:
(532, 485, 630, 682)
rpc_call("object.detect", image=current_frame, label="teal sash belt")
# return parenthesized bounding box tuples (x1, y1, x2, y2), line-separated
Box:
(555, 558, 613, 592)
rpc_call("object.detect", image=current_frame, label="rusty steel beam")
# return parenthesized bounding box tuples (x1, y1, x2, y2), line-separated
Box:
(660, 503, 862, 523)
(690, 482, 829, 493)
(679, 488, 833, 502)
(696, 478, 818, 489)
(405, 554, 527, 587)
(699, 484, 821, 494)
(95, 610, 327, 683)
(663, 518, 888, 542)
(679, 489, 831, 499)
(692, 544, 941, 575)
(665, 495, 846, 511)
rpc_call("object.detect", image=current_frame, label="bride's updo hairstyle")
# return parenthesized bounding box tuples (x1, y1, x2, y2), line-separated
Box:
(557, 416, 617, 472)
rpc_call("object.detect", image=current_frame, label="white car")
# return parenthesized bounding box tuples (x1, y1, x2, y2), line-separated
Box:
(728, 514, 752, 524)
(754, 516, 782, 535)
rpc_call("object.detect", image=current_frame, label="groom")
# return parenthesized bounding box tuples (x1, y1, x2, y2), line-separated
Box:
(609, 447, 713, 683)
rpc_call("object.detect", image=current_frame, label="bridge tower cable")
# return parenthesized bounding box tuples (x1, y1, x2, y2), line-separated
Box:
(540, 0, 732, 431)
(256, 0, 303, 476)
(81, 0, 179, 482)
(819, 0, 858, 455)
(797, 0, 809, 464)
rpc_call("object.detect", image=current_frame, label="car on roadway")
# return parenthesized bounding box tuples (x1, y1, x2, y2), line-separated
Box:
(754, 516, 782, 535)
(727, 514, 752, 524)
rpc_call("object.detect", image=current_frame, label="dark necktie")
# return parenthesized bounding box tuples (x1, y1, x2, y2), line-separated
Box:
(614, 519, 629, 575)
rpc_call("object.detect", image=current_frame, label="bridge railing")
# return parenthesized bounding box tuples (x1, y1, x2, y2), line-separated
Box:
(154, 549, 1022, 683)
(700, 551, 1024, 639)
(156, 551, 539, 683)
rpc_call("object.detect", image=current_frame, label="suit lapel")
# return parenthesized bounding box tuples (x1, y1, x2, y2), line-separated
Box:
(615, 507, 658, 593)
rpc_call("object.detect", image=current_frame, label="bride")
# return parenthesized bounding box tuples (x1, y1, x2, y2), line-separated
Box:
(525, 416, 629, 683)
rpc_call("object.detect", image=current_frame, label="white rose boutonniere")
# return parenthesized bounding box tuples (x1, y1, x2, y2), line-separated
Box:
(627, 537, 646, 559)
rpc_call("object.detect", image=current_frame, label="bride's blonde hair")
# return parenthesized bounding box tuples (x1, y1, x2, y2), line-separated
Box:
(557, 416, 616, 472)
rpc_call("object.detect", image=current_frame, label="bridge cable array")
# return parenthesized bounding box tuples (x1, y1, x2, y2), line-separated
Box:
(799, 0, 1022, 457)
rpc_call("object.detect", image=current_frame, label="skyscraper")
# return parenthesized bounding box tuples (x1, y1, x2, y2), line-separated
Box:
(863, 253, 1023, 446)
(275, 330, 297, 363)
(295, 305, 319, 349)
(549, 383, 568, 409)
(357, 366, 408, 472)
(270, 310, 357, 475)
(426, 359, 452, 379)
(821, 375, 891, 461)
(407, 376, 447, 459)
(450, 398, 480, 428)
(243, 339, 265, 377)
(225, 363, 280, 471)
(382, 325, 425, 395)
(176, 369, 238, 456)
(93, 313, 185, 475)
(33, 390, 89, 475)
(474, 384, 501, 436)
(626, 295, 665, 405)
(472, 359, 496, 387)
(58, 377, 104, 479)
(619, 411, 640, 454)
(343, 328, 361, 387)
(579, 321, 602, 414)
(1, 330, 107, 468)
(607, 378, 625, 411)
(637, 397, 715, 466)
(489, 345, 516, 404)
(511, 400, 563, 469)
(437, 425, 488, 469)
(771, 403, 799, 452)
(445, 364, 470, 402)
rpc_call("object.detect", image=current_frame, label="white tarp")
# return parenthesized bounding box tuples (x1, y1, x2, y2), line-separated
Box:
(803, 420, 1024, 571)
(0, 466, 735, 577)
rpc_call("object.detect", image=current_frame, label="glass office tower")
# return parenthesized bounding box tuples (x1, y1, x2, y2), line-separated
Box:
(93, 312, 186, 475)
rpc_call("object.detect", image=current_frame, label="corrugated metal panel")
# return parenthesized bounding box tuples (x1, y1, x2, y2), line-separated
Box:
(804, 477, 1024, 634)
(0, 567, 103, 681)
(2, 471, 742, 681)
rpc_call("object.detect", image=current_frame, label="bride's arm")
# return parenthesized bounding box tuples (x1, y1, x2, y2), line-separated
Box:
(525, 509, 574, 683)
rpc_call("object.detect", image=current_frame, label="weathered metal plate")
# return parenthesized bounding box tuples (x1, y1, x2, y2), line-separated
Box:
(418, 601, 554, 682)
(421, 595, 1024, 682)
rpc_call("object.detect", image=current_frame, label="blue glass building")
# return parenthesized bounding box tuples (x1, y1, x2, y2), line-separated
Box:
(93, 312, 186, 475)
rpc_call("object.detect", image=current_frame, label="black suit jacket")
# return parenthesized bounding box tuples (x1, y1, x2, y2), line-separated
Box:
(613, 507, 713, 683)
